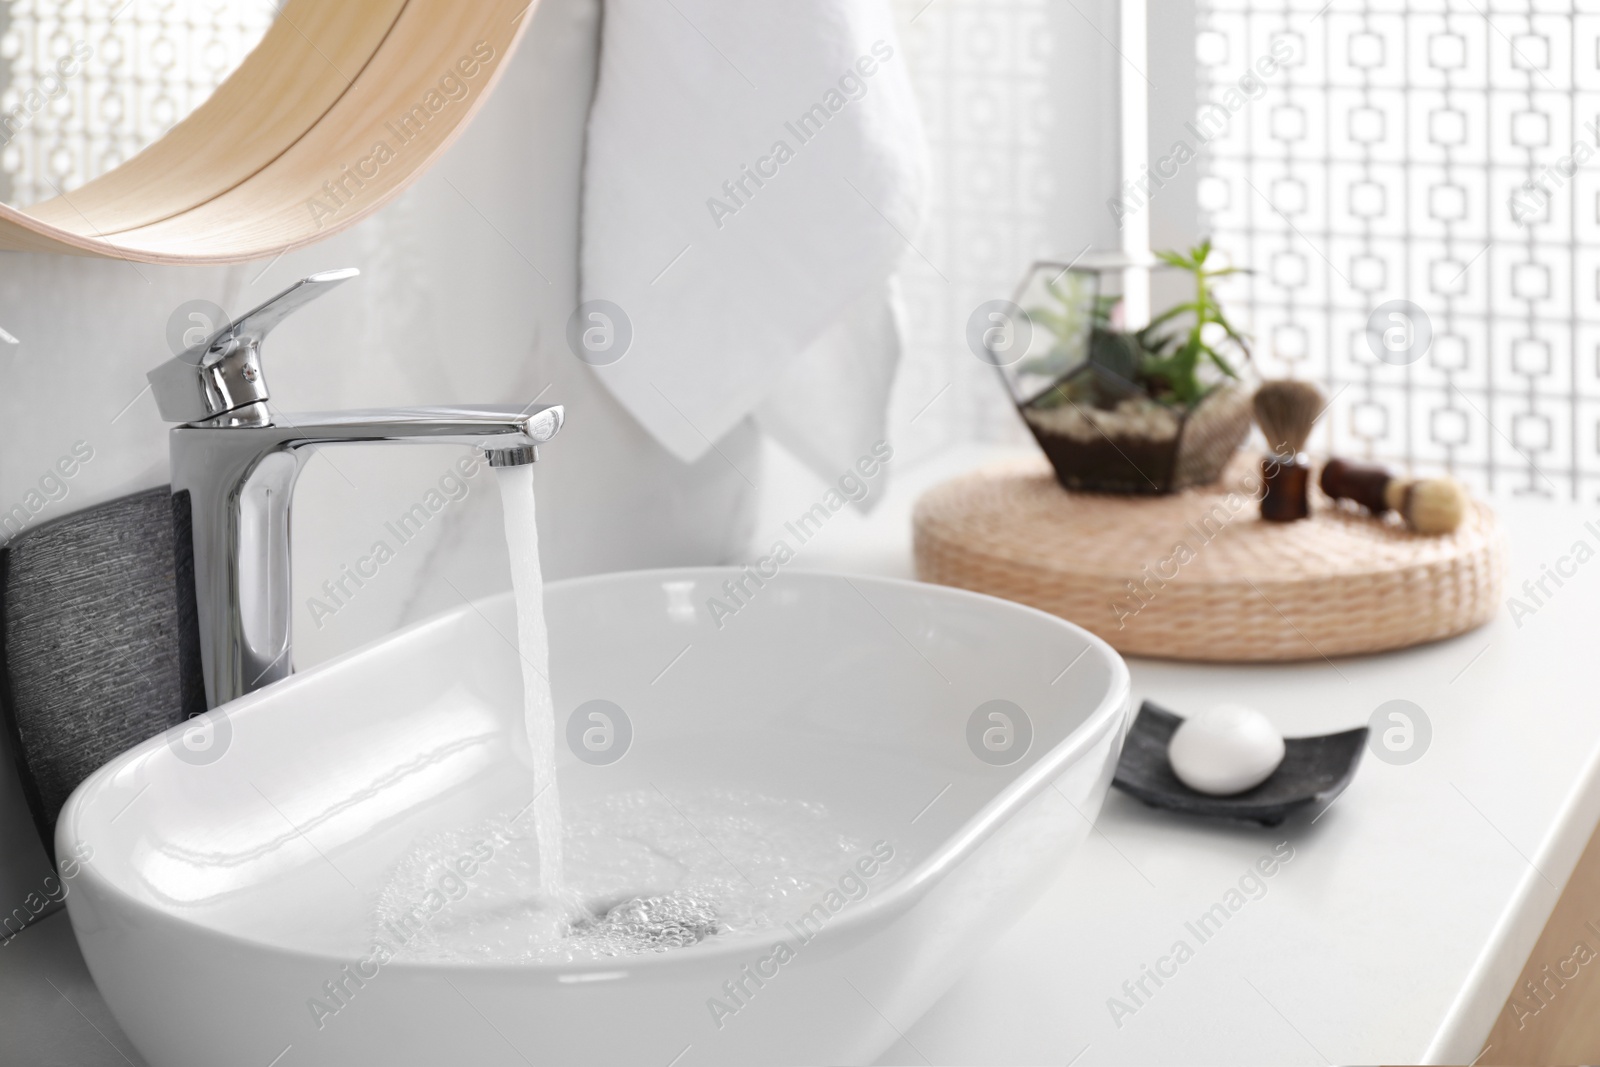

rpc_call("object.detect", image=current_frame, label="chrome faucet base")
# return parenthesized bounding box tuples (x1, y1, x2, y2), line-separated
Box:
(149, 271, 563, 709)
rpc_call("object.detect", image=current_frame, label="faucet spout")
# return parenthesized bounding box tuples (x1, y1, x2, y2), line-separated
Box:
(192, 402, 564, 448)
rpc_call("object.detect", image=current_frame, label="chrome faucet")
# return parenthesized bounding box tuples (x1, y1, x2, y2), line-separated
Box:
(148, 269, 562, 710)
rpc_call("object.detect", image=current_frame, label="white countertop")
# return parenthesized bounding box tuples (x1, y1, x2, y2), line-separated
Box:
(768, 442, 1598, 1066)
(5, 443, 1594, 1066)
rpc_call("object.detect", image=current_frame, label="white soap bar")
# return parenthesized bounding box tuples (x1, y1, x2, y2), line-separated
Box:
(1167, 703, 1286, 796)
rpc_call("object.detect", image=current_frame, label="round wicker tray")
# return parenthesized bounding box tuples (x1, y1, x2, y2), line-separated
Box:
(913, 454, 1508, 662)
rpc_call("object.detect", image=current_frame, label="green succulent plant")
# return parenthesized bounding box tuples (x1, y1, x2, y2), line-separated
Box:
(1024, 239, 1251, 410)
(1137, 239, 1252, 405)
(1017, 271, 1099, 381)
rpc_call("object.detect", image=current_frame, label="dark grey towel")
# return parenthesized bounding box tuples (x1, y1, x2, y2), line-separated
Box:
(0, 487, 203, 857)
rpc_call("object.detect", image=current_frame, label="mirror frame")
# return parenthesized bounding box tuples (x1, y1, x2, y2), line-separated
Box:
(0, 0, 533, 263)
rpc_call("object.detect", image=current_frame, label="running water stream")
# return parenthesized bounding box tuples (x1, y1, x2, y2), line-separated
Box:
(494, 462, 564, 897)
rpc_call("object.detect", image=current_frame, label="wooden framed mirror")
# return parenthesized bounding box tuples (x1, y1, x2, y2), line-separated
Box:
(0, 0, 531, 263)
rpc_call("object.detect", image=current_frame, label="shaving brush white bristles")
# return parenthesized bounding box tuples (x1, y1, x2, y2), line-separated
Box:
(1383, 477, 1468, 535)
(1252, 380, 1325, 458)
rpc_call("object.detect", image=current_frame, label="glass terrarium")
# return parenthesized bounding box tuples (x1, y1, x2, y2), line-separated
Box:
(988, 248, 1254, 495)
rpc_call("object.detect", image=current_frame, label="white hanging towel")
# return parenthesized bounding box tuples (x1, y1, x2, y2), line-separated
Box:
(578, 0, 927, 487)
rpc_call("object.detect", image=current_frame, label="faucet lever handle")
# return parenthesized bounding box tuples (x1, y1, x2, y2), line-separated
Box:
(147, 268, 360, 424)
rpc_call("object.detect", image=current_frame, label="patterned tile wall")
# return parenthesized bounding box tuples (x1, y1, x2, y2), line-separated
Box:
(888, 0, 1093, 467)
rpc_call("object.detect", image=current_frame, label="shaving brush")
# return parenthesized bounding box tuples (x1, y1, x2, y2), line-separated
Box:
(1253, 380, 1325, 522)
(1319, 458, 1468, 535)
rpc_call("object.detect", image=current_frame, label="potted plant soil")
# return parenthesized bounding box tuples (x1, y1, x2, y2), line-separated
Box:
(990, 242, 1254, 494)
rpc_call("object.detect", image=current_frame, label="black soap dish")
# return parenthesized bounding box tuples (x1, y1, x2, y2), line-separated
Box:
(1112, 701, 1367, 826)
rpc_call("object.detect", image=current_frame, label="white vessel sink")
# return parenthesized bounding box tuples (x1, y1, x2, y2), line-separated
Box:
(58, 569, 1129, 1066)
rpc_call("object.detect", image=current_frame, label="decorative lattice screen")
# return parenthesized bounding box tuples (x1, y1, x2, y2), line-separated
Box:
(889, 0, 1053, 466)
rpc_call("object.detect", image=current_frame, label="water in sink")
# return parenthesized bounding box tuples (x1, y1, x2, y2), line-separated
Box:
(406, 467, 898, 964)
(370, 787, 897, 964)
